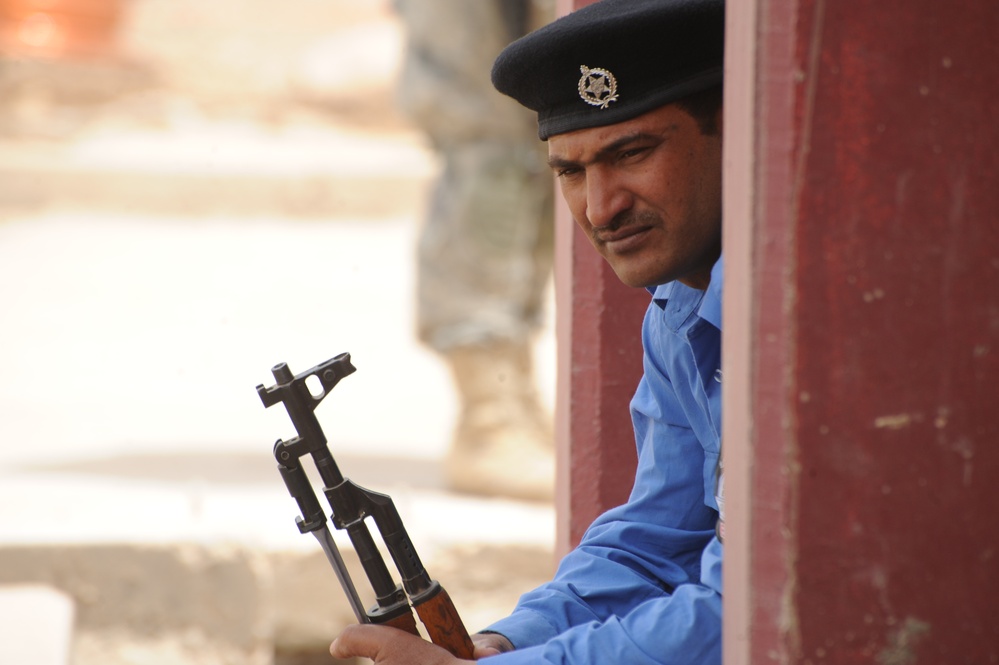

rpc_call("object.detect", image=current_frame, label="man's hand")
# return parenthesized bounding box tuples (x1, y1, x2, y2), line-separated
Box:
(471, 632, 515, 658)
(330, 625, 516, 664)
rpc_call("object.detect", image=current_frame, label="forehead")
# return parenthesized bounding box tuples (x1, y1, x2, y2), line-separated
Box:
(547, 103, 691, 158)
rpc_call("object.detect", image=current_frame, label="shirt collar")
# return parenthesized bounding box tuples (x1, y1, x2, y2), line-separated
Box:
(648, 255, 724, 331)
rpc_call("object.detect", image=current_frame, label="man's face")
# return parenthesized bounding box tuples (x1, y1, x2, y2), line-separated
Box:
(547, 102, 723, 289)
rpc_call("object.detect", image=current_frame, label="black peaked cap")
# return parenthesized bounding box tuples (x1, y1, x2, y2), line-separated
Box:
(491, 0, 725, 140)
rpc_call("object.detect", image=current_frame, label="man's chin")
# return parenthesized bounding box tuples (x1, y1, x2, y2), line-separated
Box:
(608, 263, 660, 289)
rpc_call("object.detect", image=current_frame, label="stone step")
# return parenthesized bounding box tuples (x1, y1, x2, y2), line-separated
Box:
(0, 540, 555, 665)
(0, 455, 556, 665)
(0, 125, 437, 219)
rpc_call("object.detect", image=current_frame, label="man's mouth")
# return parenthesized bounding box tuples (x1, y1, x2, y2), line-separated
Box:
(597, 224, 652, 253)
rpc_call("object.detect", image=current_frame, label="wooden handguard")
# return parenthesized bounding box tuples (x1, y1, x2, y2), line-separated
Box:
(414, 585, 476, 659)
(381, 609, 421, 637)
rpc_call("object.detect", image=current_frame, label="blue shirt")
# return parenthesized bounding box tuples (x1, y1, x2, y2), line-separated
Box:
(484, 258, 724, 664)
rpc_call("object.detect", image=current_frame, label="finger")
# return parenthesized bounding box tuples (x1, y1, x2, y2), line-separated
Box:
(474, 645, 504, 659)
(472, 632, 514, 659)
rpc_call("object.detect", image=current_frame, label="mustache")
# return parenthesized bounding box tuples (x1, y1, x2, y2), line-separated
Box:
(594, 210, 662, 241)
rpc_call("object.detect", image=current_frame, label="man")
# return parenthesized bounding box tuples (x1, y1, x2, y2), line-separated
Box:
(392, 0, 557, 501)
(332, 0, 726, 661)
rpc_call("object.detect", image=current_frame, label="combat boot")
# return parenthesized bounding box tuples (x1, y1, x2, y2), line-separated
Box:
(443, 342, 554, 502)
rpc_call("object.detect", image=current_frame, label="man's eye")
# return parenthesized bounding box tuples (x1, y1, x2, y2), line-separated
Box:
(620, 147, 648, 160)
(556, 167, 581, 178)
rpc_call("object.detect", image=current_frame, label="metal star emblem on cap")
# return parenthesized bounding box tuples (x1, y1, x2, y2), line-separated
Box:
(578, 65, 619, 109)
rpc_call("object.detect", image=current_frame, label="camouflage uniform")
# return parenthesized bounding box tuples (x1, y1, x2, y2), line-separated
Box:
(394, 0, 554, 351)
(394, 0, 556, 500)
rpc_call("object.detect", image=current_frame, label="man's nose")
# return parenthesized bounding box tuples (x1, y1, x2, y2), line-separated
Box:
(585, 169, 631, 228)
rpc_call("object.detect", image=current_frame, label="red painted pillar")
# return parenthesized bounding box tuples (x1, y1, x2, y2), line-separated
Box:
(725, 1, 999, 663)
(554, 197, 646, 555)
(554, 0, 645, 556)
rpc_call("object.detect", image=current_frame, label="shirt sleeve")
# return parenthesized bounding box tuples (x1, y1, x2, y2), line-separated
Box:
(481, 296, 723, 664)
(484, 538, 722, 665)
(483, 411, 721, 661)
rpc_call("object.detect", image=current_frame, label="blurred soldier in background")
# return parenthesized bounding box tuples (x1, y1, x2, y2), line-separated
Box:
(392, 0, 557, 501)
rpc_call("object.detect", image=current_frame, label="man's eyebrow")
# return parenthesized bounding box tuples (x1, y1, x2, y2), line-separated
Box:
(547, 154, 580, 170)
(547, 131, 668, 169)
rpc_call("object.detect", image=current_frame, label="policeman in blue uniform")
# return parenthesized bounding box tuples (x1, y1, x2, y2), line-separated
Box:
(331, 0, 727, 661)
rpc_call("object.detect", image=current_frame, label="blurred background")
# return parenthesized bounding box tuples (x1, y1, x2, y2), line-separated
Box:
(0, 0, 556, 663)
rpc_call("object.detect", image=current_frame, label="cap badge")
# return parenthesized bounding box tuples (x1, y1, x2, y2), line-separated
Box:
(578, 65, 619, 109)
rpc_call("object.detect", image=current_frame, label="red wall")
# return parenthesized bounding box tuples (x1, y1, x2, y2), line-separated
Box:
(728, 0, 999, 662)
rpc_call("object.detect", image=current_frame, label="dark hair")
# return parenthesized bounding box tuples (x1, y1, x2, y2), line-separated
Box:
(675, 85, 723, 135)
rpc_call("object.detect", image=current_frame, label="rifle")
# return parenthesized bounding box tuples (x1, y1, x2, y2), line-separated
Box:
(256, 353, 475, 659)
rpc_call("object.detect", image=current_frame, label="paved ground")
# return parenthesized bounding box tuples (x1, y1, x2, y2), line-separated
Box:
(0, 1, 557, 662)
